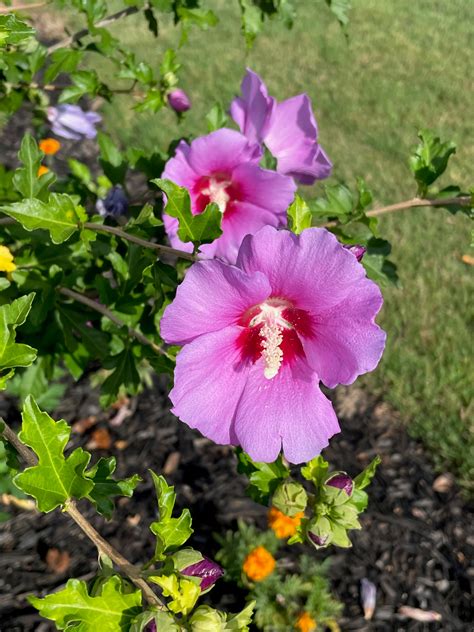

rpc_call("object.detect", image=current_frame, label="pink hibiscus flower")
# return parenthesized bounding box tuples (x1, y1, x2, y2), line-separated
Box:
(161, 128, 296, 263)
(230, 68, 332, 185)
(161, 226, 386, 463)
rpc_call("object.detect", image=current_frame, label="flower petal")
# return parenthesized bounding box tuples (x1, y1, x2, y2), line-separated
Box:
(264, 95, 332, 183)
(231, 163, 296, 212)
(230, 68, 275, 145)
(160, 260, 271, 345)
(169, 326, 250, 445)
(185, 128, 260, 175)
(233, 357, 340, 463)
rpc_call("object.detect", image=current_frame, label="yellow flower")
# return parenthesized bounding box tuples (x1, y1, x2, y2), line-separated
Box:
(0, 245, 16, 273)
(37, 165, 49, 177)
(242, 546, 275, 582)
(296, 612, 317, 632)
(39, 138, 61, 155)
(268, 506, 304, 539)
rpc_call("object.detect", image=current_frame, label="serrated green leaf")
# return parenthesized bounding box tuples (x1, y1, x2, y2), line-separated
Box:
(150, 472, 193, 558)
(354, 455, 381, 490)
(236, 449, 289, 505)
(14, 396, 93, 512)
(12, 134, 55, 201)
(238, 0, 263, 47)
(326, 0, 351, 27)
(152, 178, 222, 245)
(177, 7, 219, 29)
(59, 70, 100, 103)
(86, 456, 141, 519)
(29, 575, 142, 631)
(44, 48, 83, 83)
(409, 129, 456, 193)
(206, 103, 228, 132)
(100, 346, 141, 407)
(287, 194, 312, 234)
(0, 193, 86, 244)
(149, 574, 200, 615)
(0, 14, 35, 46)
(312, 184, 354, 221)
(0, 294, 37, 380)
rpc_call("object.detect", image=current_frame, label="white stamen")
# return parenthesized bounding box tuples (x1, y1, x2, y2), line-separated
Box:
(250, 301, 292, 380)
(201, 177, 231, 213)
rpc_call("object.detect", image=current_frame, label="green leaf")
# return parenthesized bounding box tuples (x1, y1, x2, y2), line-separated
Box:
(287, 194, 312, 234)
(86, 456, 141, 519)
(150, 472, 193, 558)
(177, 7, 219, 30)
(44, 48, 83, 83)
(311, 184, 354, 221)
(5, 359, 66, 411)
(14, 396, 93, 512)
(0, 14, 35, 46)
(325, 0, 351, 28)
(409, 129, 456, 193)
(59, 70, 100, 103)
(0, 294, 37, 380)
(301, 456, 329, 485)
(100, 346, 141, 407)
(131, 611, 180, 632)
(149, 574, 200, 615)
(363, 238, 399, 287)
(152, 179, 222, 245)
(29, 575, 142, 631)
(238, 0, 263, 47)
(236, 449, 289, 505)
(12, 134, 55, 201)
(0, 193, 86, 244)
(206, 103, 228, 132)
(354, 455, 381, 490)
(98, 132, 127, 185)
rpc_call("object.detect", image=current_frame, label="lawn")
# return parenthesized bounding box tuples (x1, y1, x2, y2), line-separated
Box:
(81, 0, 474, 487)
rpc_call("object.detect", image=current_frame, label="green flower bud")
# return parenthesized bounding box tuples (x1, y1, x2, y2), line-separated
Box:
(272, 481, 308, 517)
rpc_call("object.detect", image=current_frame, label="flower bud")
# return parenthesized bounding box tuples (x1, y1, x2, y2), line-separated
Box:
(343, 244, 366, 262)
(96, 186, 129, 219)
(307, 517, 331, 549)
(168, 88, 191, 113)
(308, 531, 328, 548)
(326, 472, 354, 497)
(181, 556, 224, 591)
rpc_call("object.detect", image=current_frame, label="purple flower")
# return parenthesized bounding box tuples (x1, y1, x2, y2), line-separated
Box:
(326, 472, 354, 497)
(181, 556, 224, 591)
(96, 186, 129, 218)
(230, 68, 332, 185)
(161, 128, 296, 263)
(343, 244, 366, 262)
(161, 225, 385, 463)
(168, 88, 191, 113)
(145, 622, 156, 632)
(47, 104, 101, 140)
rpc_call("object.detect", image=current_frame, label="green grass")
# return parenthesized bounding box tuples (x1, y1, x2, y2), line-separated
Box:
(89, 0, 473, 486)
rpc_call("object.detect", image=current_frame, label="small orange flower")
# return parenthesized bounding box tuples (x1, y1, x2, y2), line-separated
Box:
(296, 612, 317, 632)
(37, 165, 49, 177)
(242, 546, 275, 582)
(268, 507, 304, 539)
(39, 138, 61, 155)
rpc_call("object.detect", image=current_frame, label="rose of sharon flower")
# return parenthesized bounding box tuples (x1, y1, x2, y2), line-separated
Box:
(47, 104, 101, 140)
(161, 128, 296, 263)
(230, 68, 332, 184)
(161, 225, 386, 463)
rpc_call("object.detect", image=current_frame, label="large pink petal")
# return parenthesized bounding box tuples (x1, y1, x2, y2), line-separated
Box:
(229, 68, 275, 144)
(232, 163, 296, 212)
(161, 140, 198, 188)
(237, 226, 369, 312)
(233, 357, 340, 463)
(160, 260, 271, 345)
(185, 128, 260, 175)
(264, 95, 332, 183)
(169, 326, 250, 445)
(301, 285, 386, 388)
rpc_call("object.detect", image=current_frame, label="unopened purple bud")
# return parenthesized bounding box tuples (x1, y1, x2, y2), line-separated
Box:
(308, 532, 328, 547)
(145, 622, 156, 632)
(343, 244, 366, 262)
(168, 89, 191, 113)
(181, 556, 223, 591)
(326, 473, 354, 497)
(96, 186, 129, 218)
(361, 578, 377, 620)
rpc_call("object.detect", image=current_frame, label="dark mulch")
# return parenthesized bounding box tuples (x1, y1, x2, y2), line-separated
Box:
(0, 379, 472, 632)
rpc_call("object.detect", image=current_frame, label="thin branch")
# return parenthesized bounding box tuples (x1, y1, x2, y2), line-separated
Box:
(58, 286, 167, 356)
(47, 6, 140, 53)
(0, 418, 165, 608)
(0, 2, 46, 12)
(321, 195, 471, 227)
(83, 222, 196, 261)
